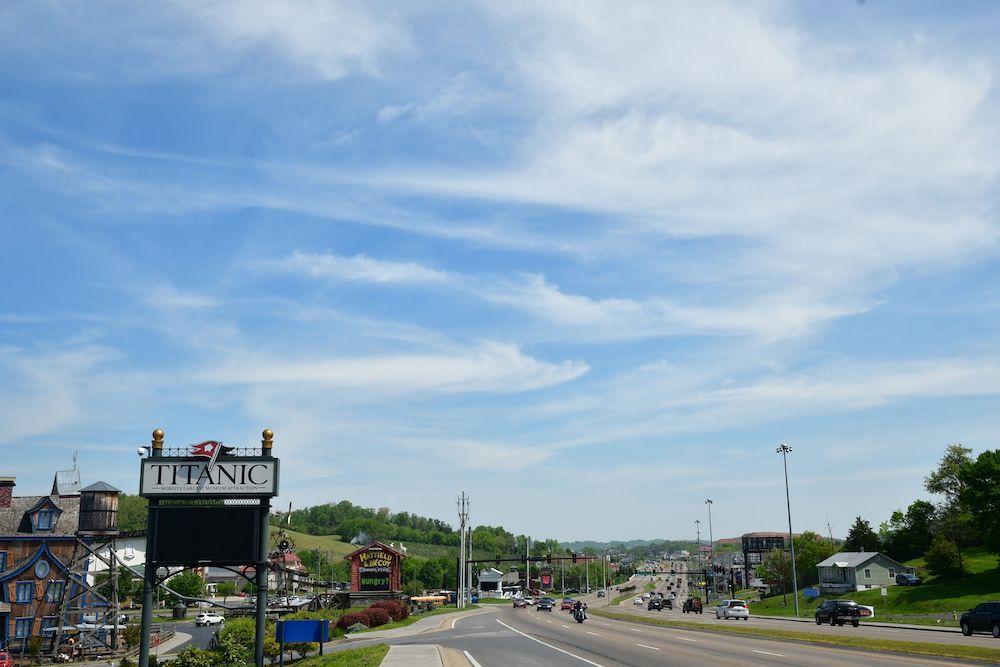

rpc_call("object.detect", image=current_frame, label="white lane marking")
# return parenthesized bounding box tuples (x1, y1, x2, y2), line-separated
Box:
(675, 636, 697, 642)
(753, 650, 785, 657)
(464, 650, 485, 667)
(601, 623, 611, 627)
(546, 620, 553, 624)
(636, 644, 660, 651)
(586, 631, 601, 636)
(496, 619, 606, 667)
(629, 628, 642, 633)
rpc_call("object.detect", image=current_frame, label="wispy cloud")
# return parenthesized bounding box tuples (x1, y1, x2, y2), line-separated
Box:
(269, 251, 453, 285)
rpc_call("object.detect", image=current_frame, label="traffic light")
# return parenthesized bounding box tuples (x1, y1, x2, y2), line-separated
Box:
(572, 553, 578, 563)
(546, 554, 552, 563)
(496, 555, 501, 566)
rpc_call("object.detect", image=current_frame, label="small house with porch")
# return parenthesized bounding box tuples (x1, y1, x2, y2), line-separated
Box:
(816, 551, 909, 593)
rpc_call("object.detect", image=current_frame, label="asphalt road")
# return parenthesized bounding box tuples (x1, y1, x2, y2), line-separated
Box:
(382, 606, 984, 666)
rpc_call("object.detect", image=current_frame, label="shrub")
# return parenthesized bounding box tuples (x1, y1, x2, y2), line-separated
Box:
(346, 622, 368, 633)
(364, 607, 391, 627)
(336, 612, 371, 630)
(371, 600, 407, 621)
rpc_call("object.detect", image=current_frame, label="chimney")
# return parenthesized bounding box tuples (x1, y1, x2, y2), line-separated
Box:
(0, 477, 15, 508)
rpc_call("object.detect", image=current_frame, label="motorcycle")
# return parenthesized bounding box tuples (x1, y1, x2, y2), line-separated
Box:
(573, 604, 588, 623)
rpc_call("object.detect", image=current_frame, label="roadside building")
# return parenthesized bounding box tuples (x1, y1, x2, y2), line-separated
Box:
(816, 551, 909, 593)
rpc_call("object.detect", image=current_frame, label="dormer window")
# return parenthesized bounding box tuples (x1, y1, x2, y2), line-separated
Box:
(37, 510, 55, 531)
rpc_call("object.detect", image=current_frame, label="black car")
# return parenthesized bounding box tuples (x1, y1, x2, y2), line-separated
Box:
(647, 597, 662, 611)
(815, 600, 862, 627)
(960, 601, 1000, 638)
(537, 598, 555, 612)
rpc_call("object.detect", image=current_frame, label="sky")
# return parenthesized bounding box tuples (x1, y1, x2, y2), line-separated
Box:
(1, 1, 999, 544)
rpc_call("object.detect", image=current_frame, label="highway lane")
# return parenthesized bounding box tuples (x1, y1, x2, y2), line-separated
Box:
(378, 606, 985, 666)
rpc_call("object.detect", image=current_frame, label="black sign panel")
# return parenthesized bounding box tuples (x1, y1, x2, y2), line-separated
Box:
(151, 506, 261, 565)
(742, 535, 785, 553)
(357, 547, 393, 591)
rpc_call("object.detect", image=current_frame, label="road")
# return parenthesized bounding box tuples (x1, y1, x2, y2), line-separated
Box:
(374, 605, 983, 666)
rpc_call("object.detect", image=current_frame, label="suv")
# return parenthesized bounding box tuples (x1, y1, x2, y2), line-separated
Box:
(960, 601, 1000, 638)
(647, 597, 663, 611)
(895, 573, 922, 586)
(715, 599, 749, 620)
(815, 600, 861, 627)
(195, 612, 225, 626)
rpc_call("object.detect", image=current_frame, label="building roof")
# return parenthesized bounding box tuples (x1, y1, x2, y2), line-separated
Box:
(80, 481, 121, 493)
(0, 494, 80, 536)
(817, 551, 903, 569)
(343, 540, 407, 560)
(52, 469, 81, 496)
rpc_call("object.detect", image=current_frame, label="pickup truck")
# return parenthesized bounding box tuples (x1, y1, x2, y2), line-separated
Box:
(814, 600, 863, 627)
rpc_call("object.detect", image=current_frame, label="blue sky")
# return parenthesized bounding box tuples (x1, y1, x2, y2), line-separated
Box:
(2, 1, 999, 543)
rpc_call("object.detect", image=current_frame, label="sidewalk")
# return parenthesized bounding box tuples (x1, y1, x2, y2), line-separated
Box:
(753, 613, 961, 634)
(381, 645, 444, 667)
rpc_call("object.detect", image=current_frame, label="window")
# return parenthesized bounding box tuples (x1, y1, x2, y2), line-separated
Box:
(864, 568, 871, 579)
(16, 581, 35, 603)
(14, 617, 32, 639)
(41, 617, 58, 632)
(888, 568, 895, 579)
(37, 510, 55, 530)
(45, 580, 65, 603)
(0, 551, 7, 571)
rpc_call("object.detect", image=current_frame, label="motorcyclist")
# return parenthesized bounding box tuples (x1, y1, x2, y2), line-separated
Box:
(573, 600, 587, 619)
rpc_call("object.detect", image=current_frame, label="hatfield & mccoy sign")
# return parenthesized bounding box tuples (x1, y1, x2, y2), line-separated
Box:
(140, 435, 279, 498)
(346, 542, 405, 592)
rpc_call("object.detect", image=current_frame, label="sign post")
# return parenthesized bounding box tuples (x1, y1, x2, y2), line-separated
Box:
(138, 429, 279, 667)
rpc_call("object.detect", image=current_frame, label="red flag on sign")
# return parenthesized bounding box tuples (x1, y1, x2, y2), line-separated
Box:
(190, 441, 223, 458)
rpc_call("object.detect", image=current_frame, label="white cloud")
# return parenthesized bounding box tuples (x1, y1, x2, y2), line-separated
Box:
(192, 341, 588, 395)
(271, 251, 453, 285)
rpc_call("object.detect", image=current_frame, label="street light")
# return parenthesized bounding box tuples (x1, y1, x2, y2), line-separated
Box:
(777, 443, 799, 617)
(705, 499, 714, 601)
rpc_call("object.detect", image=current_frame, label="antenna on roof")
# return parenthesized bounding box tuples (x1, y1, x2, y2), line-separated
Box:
(825, 516, 835, 545)
(287, 502, 292, 526)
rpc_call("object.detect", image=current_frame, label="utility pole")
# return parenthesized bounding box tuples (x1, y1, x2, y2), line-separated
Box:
(705, 499, 714, 602)
(457, 493, 469, 609)
(777, 444, 800, 617)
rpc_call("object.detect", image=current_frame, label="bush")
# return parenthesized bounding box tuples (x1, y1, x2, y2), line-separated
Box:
(336, 612, 371, 630)
(371, 600, 408, 621)
(364, 607, 391, 627)
(346, 622, 369, 633)
(925, 534, 964, 578)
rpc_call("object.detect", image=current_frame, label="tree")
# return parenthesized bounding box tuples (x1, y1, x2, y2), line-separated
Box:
(958, 449, 1000, 559)
(925, 533, 963, 578)
(167, 571, 204, 601)
(216, 581, 237, 603)
(793, 532, 836, 587)
(756, 549, 792, 595)
(880, 500, 937, 562)
(925, 444, 977, 572)
(843, 517, 880, 553)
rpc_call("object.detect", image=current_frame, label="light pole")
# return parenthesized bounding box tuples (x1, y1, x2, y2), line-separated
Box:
(705, 499, 714, 601)
(777, 443, 799, 617)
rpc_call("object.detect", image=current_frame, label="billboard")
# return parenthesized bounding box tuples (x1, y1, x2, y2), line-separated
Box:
(357, 546, 394, 591)
(150, 505, 262, 565)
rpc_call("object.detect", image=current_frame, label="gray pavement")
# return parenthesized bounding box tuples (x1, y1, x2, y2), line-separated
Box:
(381, 644, 444, 667)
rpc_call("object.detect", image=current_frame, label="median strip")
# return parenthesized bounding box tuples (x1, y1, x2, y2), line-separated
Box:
(588, 608, 1000, 664)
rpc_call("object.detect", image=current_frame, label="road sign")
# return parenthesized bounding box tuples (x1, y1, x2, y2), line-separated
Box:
(880, 587, 888, 597)
(802, 587, 819, 598)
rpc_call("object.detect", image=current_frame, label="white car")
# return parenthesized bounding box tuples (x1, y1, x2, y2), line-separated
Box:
(715, 600, 749, 620)
(633, 597, 643, 606)
(195, 612, 225, 626)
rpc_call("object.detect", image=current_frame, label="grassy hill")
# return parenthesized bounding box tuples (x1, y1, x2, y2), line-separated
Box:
(750, 548, 1000, 625)
(275, 528, 459, 560)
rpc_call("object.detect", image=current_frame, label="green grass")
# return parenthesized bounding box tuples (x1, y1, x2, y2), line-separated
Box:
(589, 608, 1000, 664)
(295, 643, 390, 666)
(751, 548, 1000, 622)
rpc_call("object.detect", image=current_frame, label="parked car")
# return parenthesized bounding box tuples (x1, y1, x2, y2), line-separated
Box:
(537, 598, 555, 612)
(814, 600, 862, 627)
(633, 597, 643, 606)
(561, 598, 575, 611)
(194, 612, 225, 627)
(0, 651, 12, 667)
(647, 597, 663, 611)
(513, 598, 528, 609)
(960, 601, 1000, 638)
(682, 598, 703, 614)
(895, 573, 922, 586)
(714, 599, 749, 620)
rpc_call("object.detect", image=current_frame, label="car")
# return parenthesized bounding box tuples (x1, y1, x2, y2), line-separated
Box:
(633, 597, 643, 606)
(960, 601, 1000, 638)
(682, 598, 703, 614)
(561, 598, 575, 611)
(513, 598, 528, 609)
(814, 600, 862, 627)
(663, 598, 673, 610)
(596, 590, 605, 598)
(537, 598, 555, 612)
(194, 612, 225, 627)
(647, 597, 663, 611)
(895, 573, 922, 586)
(0, 651, 11, 667)
(715, 599, 749, 620)
(523, 596, 535, 606)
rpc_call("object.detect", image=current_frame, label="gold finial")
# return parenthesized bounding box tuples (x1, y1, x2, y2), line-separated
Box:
(262, 428, 273, 451)
(152, 429, 164, 453)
